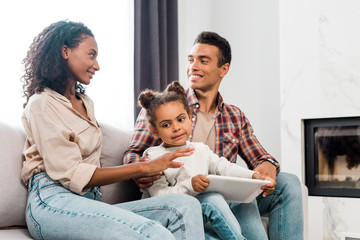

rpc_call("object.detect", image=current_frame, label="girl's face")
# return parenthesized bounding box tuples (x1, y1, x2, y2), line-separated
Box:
(62, 35, 100, 85)
(150, 101, 192, 148)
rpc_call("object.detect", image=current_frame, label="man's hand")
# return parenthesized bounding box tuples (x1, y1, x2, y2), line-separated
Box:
(133, 174, 161, 189)
(254, 161, 277, 180)
(260, 176, 276, 197)
(254, 161, 278, 197)
(191, 174, 210, 192)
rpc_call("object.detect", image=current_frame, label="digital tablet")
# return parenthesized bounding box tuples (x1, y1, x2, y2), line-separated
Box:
(205, 175, 270, 203)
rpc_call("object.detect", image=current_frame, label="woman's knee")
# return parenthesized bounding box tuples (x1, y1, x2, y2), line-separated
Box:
(166, 193, 202, 209)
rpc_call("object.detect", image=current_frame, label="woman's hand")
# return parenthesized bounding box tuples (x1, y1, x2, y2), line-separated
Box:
(87, 147, 194, 189)
(134, 147, 194, 189)
(191, 174, 210, 192)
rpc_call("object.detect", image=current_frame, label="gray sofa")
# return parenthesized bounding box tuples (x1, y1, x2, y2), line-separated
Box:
(0, 122, 308, 239)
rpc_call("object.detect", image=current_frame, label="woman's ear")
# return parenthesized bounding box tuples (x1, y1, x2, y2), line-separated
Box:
(149, 125, 159, 138)
(61, 45, 70, 60)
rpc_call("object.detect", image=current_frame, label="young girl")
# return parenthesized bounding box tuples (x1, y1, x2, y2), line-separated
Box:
(138, 81, 275, 240)
(20, 20, 205, 240)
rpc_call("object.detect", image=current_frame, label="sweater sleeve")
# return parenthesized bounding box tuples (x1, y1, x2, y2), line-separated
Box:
(206, 144, 255, 178)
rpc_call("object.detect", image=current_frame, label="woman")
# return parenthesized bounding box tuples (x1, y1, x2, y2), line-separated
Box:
(21, 20, 204, 240)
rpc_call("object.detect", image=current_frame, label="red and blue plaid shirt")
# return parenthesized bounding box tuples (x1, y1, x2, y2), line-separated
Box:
(123, 88, 279, 173)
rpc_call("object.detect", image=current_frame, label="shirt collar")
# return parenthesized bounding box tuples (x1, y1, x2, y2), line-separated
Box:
(186, 88, 224, 112)
(43, 88, 70, 103)
(43, 87, 94, 121)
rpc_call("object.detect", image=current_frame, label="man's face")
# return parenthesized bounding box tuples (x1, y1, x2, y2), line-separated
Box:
(186, 43, 228, 92)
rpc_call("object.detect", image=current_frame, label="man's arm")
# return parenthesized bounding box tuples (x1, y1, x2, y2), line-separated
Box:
(236, 109, 280, 178)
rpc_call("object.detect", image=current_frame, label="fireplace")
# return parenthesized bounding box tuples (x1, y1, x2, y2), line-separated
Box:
(303, 116, 360, 198)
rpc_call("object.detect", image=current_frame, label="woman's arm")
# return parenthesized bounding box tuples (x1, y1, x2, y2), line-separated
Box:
(85, 147, 194, 188)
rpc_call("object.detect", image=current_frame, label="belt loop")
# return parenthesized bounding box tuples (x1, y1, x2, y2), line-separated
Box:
(27, 172, 46, 191)
(27, 176, 33, 191)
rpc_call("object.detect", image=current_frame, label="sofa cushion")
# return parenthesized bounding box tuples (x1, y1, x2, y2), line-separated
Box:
(0, 122, 141, 228)
(0, 123, 27, 227)
(99, 123, 141, 204)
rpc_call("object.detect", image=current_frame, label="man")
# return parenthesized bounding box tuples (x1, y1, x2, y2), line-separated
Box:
(123, 31, 304, 240)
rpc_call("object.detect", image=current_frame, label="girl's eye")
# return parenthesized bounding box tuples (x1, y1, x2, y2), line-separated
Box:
(162, 123, 170, 128)
(178, 117, 185, 122)
(90, 53, 95, 58)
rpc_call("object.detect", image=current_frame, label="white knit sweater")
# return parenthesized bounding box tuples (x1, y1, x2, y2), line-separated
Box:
(142, 141, 255, 198)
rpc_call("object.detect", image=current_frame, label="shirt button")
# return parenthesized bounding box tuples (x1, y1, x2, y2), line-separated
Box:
(196, 104, 199, 108)
(192, 117, 196, 121)
(232, 139, 236, 142)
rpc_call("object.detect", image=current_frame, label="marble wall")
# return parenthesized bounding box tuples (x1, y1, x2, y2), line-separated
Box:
(179, 0, 360, 239)
(280, 0, 360, 239)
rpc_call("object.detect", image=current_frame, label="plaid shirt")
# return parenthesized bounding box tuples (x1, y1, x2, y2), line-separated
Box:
(123, 88, 279, 173)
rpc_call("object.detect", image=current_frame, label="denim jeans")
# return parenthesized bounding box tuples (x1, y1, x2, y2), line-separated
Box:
(229, 172, 304, 240)
(196, 192, 245, 240)
(26, 172, 205, 240)
(205, 172, 304, 240)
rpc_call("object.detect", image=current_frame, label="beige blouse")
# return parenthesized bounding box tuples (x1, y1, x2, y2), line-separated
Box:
(21, 88, 102, 195)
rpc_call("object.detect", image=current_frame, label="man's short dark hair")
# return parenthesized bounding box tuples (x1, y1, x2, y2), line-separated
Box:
(194, 31, 231, 67)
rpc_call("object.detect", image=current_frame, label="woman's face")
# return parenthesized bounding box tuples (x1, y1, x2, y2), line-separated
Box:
(62, 35, 100, 85)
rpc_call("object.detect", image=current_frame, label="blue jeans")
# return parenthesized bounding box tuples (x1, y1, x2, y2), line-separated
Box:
(205, 172, 304, 240)
(26, 173, 205, 240)
(196, 192, 245, 240)
(230, 172, 303, 240)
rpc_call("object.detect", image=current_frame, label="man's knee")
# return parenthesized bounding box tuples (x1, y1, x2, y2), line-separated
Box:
(276, 172, 302, 198)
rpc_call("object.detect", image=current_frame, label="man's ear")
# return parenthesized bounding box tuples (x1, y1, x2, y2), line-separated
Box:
(61, 45, 70, 60)
(149, 125, 159, 138)
(219, 63, 230, 78)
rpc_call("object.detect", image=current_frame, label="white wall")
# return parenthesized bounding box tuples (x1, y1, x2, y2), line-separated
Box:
(178, 0, 281, 161)
(280, 0, 360, 239)
(0, 0, 134, 130)
(179, 1, 360, 239)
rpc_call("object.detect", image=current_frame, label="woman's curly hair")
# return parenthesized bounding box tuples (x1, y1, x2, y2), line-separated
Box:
(21, 20, 94, 107)
(138, 81, 191, 127)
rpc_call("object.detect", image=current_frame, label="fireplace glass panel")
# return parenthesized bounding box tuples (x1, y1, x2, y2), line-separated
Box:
(304, 117, 360, 198)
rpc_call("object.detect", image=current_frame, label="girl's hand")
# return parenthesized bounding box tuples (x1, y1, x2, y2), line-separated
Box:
(191, 174, 210, 192)
(144, 147, 194, 175)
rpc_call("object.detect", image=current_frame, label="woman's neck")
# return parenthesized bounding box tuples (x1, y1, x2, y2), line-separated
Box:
(64, 82, 77, 101)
